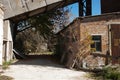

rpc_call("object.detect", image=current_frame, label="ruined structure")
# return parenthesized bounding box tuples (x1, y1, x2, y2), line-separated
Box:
(0, 0, 120, 67)
(3, 20, 13, 62)
(57, 12, 120, 69)
(0, 3, 4, 65)
(1, 0, 91, 21)
(0, 0, 92, 65)
(0, 6, 13, 66)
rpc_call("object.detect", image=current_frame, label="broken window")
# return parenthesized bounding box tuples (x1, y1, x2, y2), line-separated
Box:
(91, 35, 101, 52)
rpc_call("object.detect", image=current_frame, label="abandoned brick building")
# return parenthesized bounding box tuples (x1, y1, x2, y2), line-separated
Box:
(1, 0, 120, 68)
(56, 12, 120, 69)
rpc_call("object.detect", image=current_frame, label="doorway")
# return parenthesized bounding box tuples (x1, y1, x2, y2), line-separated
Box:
(111, 24, 120, 64)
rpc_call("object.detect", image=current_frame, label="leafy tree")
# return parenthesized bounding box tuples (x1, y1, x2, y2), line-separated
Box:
(15, 7, 71, 54)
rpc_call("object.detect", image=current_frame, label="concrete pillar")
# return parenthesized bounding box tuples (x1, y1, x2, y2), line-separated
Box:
(3, 20, 13, 62)
(0, 6, 4, 65)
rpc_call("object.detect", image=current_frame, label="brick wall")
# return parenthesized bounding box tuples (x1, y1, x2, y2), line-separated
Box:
(57, 12, 120, 69)
(80, 20, 108, 69)
(80, 13, 120, 68)
(57, 19, 80, 68)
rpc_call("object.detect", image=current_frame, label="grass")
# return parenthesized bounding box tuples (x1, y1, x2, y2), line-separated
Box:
(0, 60, 14, 80)
(0, 75, 13, 80)
(29, 51, 54, 55)
(90, 65, 120, 80)
(2, 60, 13, 70)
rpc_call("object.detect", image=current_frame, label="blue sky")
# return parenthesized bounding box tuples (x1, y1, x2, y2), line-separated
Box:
(67, 0, 101, 19)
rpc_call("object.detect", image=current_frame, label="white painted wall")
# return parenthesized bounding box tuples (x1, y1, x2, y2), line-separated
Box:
(0, 7, 4, 65)
(5, 20, 13, 42)
(4, 20, 13, 62)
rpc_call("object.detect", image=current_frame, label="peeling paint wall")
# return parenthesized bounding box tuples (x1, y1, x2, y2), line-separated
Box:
(3, 20, 13, 62)
(0, 6, 4, 65)
(1, 0, 77, 20)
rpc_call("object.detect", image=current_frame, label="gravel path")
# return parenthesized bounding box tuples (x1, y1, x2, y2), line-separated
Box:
(3, 55, 94, 80)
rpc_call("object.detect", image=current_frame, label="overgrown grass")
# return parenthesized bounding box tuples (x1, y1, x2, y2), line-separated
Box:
(91, 65, 120, 80)
(0, 75, 13, 80)
(2, 60, 13, 70)
(0, 60, 14, 80)
(29, 51, 54, 55)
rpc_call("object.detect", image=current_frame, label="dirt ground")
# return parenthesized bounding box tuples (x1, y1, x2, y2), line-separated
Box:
(3, 55, 94, 80)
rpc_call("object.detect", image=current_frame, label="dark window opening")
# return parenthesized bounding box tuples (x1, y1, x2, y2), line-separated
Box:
(91, 35, 101, 52)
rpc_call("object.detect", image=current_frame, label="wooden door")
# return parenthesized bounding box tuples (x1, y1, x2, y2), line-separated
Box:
(111, 24, 120, 64)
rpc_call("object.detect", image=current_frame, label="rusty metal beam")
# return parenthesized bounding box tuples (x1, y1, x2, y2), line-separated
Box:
(86, 0, 91, 16)
(101, 0, 120, 14)
(79, 0, 92, 16)
(79, 0, 83, 16)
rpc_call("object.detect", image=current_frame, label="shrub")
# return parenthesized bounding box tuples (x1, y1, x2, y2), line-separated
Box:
(92, 66, 120, 80)
(0, 75, 13, 80)
(103, 67, 120, 80)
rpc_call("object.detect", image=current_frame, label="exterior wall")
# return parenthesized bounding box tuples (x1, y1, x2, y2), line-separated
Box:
(57, 13, 120, 69)
(0, 6, 4, 65)
(80, 20, 108, 69)
(3, 20, 13, 62)
(57, 19, 80, 68)
(80, 13, 120, 68)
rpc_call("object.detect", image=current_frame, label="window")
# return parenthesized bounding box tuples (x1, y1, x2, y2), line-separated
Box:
(91, 35, 101, 52)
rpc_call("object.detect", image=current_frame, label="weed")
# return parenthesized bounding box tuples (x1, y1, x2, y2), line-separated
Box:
(91, 66, 120, 80)
(2, 60, 12, 70)
(0, 75, 13, 80)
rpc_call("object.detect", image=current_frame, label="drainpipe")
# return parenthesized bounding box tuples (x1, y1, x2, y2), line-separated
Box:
(108, 24, 112, 56)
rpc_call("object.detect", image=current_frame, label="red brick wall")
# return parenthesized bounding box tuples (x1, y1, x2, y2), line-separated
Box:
(57, 19, 80, 68)
(80, 21, 108, 54)
(79, 13, 120, 68)
(57, 13, 120, 69)
(80, 20, 108, 68)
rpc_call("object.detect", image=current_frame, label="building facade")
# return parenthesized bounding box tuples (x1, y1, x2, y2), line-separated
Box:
(57, 12, 120, 69)
(0, 4, 4, 65)
(0, 3, 13, 66)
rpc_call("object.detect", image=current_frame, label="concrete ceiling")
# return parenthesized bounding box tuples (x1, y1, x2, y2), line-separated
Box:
(1, 0, 78, 21)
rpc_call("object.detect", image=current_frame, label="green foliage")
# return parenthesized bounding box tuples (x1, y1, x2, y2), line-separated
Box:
(15, 28, 48, 54)
(15, 7, 71, 54)
(2, 61, 12, 69)
(102, 67, 120, 80)
(27, 8, 70, 39)
(0, 75, 13, 80)
(28, 13, 53, 39)
(92, 66, 120, 80)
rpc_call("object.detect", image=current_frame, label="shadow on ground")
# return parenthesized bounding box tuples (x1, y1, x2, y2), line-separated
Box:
(12, 55, 65, 68)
